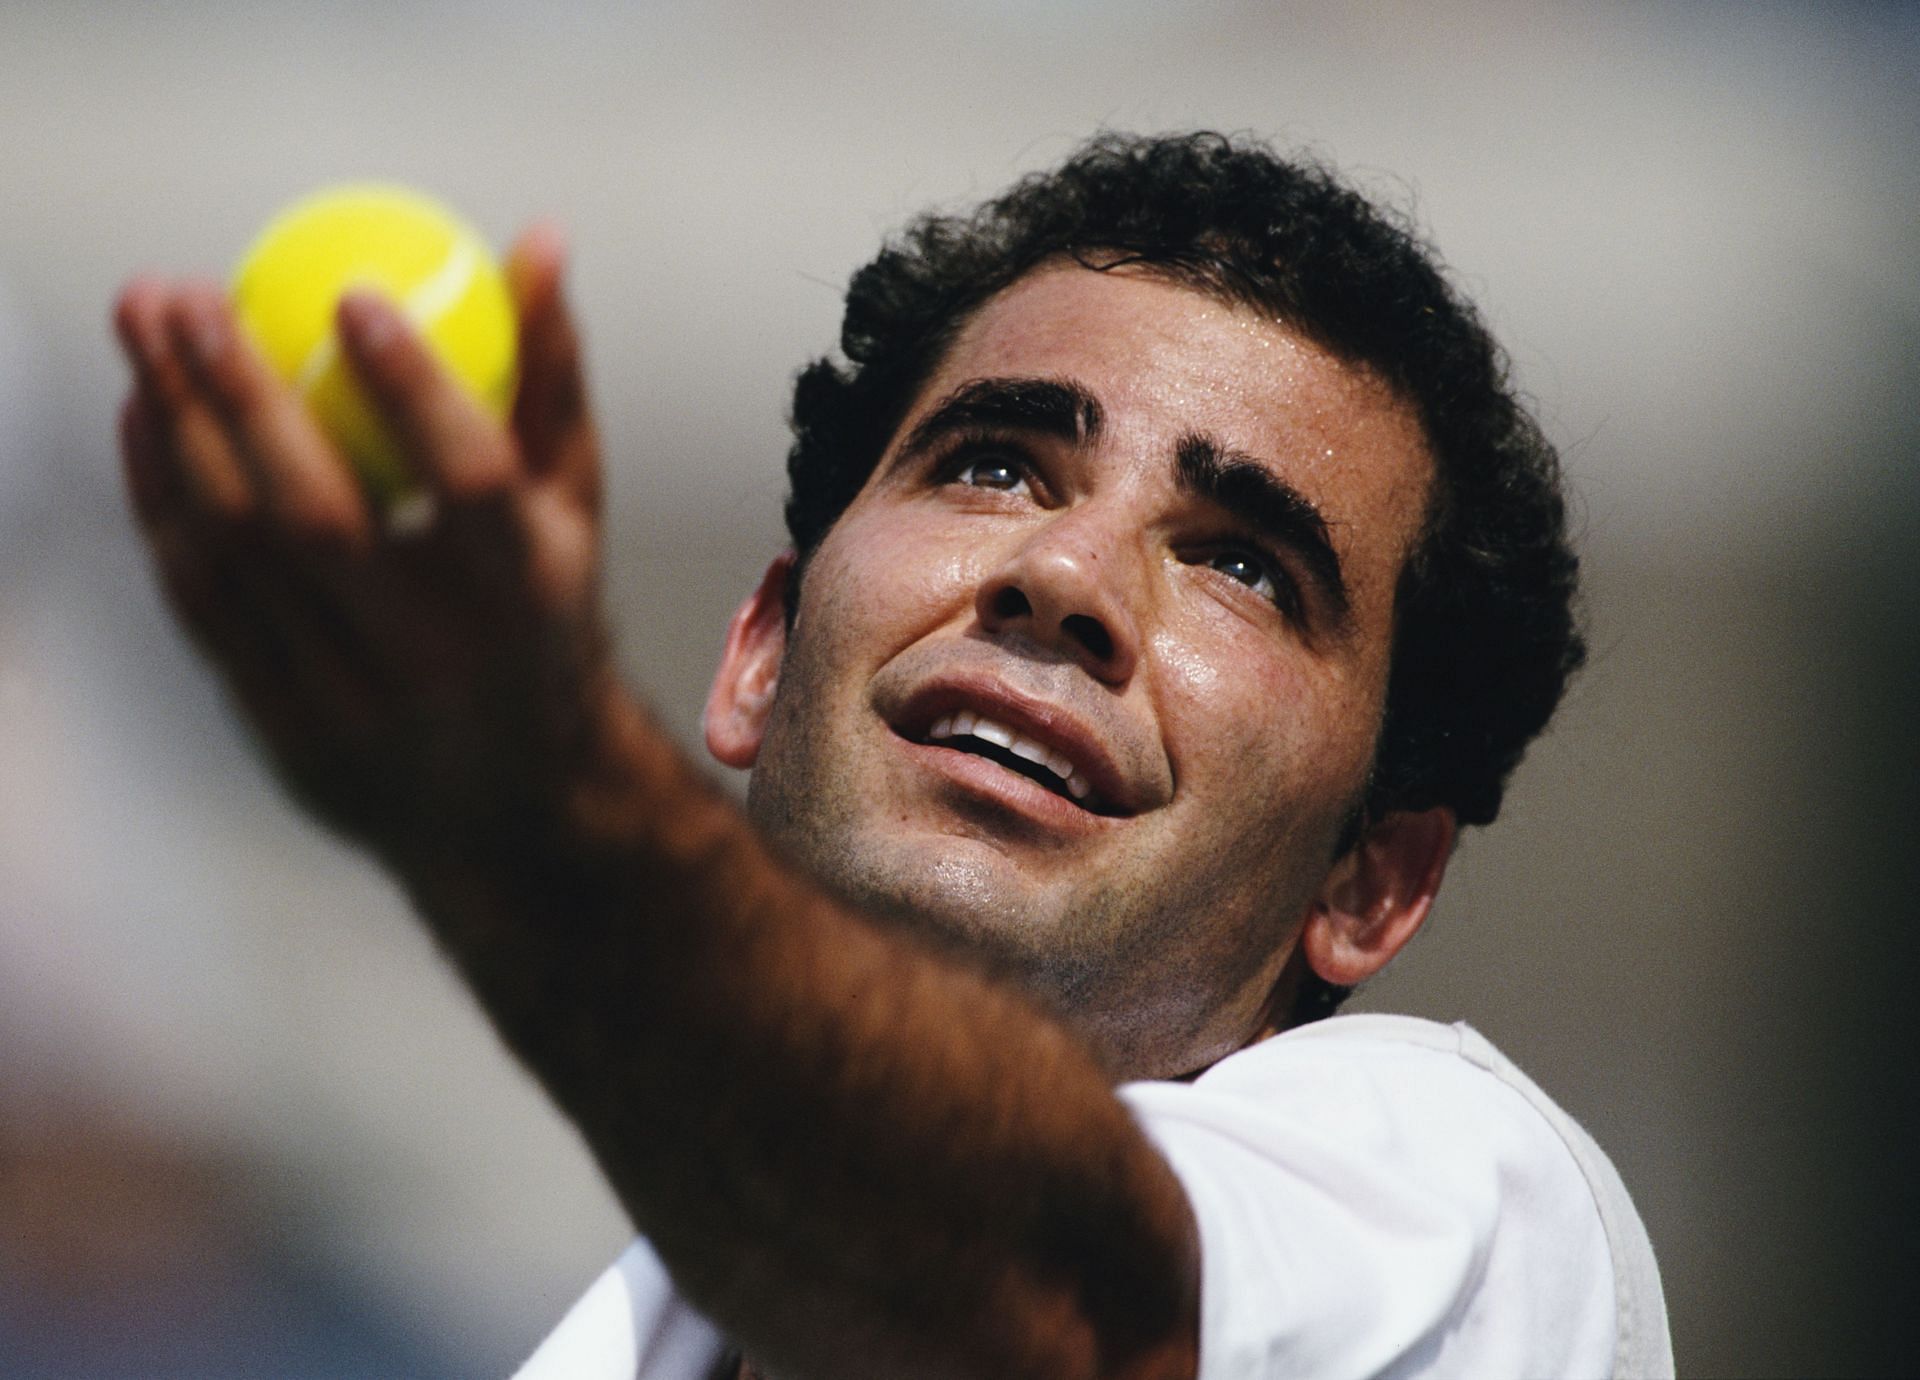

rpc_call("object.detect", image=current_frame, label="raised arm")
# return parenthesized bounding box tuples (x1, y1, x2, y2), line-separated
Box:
(112, 236, 1198, 1380)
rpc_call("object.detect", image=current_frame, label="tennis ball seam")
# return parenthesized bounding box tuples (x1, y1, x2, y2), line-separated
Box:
(292, 237, 486, 396)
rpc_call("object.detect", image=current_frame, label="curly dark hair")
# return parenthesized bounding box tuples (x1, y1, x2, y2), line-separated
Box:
(782, 132, 1585, 1018)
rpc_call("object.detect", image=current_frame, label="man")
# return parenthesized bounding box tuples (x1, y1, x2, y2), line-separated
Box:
(113, 133, 1671, 1378)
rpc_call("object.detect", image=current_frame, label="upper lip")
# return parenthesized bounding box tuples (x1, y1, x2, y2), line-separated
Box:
(885, 673, 1159, 817)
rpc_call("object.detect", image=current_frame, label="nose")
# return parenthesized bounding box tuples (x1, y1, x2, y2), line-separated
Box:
(975, 511, 1141, 685)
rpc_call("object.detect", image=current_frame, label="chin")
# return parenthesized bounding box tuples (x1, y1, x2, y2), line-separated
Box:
(839, 834, 1036, 935)
(922, 866, 1170, 1037)
(746, 745, 1129, 1002)
(811, 828, 1085, 975)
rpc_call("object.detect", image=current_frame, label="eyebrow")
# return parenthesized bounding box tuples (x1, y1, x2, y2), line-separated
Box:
(1176, 434, 1350, 621)
(899, 376, 1103, 456)
(898, 375, 1349, 621)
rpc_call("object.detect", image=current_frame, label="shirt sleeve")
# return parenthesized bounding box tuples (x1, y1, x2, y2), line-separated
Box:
(512, 1237, 728, 1380)
(1117, 1020, 1621, 1380)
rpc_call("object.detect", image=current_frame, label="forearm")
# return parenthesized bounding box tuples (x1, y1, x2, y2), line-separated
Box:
(111, 260, 1195, 1379)
(395, 686, 1197, 1380)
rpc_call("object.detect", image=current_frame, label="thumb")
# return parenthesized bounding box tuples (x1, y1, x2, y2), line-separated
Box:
(508, 221, 599, 508)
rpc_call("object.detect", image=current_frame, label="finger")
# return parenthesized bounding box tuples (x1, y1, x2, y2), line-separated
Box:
(507, 222, 601, 509)
(122, 385, 365, 704)
(335, 291, 536, 589)
(167, 283, 375, 552)
(115, 279, 258, 523)
(158, 289, 469, 688)
(120, 386, 228, 649)
(124, 287, 468, 710)
(118, 386, 183, 529)
(335, 290, 521, 504)
(118, 287, 404, 828)
(113, 275, 180, 396)
(132, 290, 387, 693)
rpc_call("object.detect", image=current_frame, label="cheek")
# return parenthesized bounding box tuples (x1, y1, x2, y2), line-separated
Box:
(804, 509, 991, 646)
(1149, 620, 1381, 794)
(1148, 621, 1300, 786)
(1149, 628, 1221, 697)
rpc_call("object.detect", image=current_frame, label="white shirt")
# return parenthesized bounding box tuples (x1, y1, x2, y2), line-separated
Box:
(515, 1014, 1672, 1379)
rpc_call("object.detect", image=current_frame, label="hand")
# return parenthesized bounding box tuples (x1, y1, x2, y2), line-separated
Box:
(113, 225, 621, 868)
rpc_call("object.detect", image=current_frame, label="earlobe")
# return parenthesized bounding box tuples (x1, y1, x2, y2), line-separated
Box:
(1301, 807, 1456, 988)
(703, 552, 795, 770)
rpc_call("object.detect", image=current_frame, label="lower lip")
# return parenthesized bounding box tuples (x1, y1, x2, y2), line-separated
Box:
(896, 736, 1116, 834)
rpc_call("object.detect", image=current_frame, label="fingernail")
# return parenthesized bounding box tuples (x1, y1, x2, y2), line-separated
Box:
(181, 297, 230, 367)
(530, 219, 568, 268)
(509, 221, 567, 304)
(339, 291, 399, 353)
(114, 291, 160, 371)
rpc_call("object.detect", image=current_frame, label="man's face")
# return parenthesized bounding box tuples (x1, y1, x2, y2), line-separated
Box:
(740, 263, 1433, 1077)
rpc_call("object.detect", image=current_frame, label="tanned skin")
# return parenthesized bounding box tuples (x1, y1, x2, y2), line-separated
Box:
(112, 231, 1199, 1380)
(114, 227, 1454, 1379)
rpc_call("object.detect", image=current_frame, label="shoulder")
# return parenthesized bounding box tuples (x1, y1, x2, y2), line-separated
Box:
(1123, 1015, 1594, 1197)
(1126, 1015, 1626, 1209)
(1118, 1015, 1672, 1379)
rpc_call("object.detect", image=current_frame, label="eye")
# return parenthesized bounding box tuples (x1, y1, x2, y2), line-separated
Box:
(952, 455, 1028, 491)
(1204, 548, 1298, 616)
(1209, 549, 1274, 593)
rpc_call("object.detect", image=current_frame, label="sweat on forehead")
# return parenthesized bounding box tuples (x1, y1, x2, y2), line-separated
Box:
(886, 266, 1432, 621)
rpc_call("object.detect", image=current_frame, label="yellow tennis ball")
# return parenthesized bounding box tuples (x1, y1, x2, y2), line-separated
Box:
(231, 184, 518, 500)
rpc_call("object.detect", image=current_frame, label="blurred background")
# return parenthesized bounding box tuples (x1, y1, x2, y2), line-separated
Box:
(0, 1, 1913, 1375)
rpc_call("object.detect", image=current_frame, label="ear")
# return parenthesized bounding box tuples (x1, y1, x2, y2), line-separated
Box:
(703, 552, 795, 769)
(1300, 807, 1457, 987)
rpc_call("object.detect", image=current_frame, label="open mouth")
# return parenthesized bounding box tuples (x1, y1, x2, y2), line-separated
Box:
(924, 710, 1111, 813)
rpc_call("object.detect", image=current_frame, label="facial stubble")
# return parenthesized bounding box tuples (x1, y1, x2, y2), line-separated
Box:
(742, 631, 1322, 1077)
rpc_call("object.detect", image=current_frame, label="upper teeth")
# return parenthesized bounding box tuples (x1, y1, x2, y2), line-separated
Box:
(928, 711, 1092, 801)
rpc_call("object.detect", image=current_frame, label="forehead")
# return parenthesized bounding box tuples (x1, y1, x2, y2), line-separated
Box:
(908, 263, 1434, 568)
